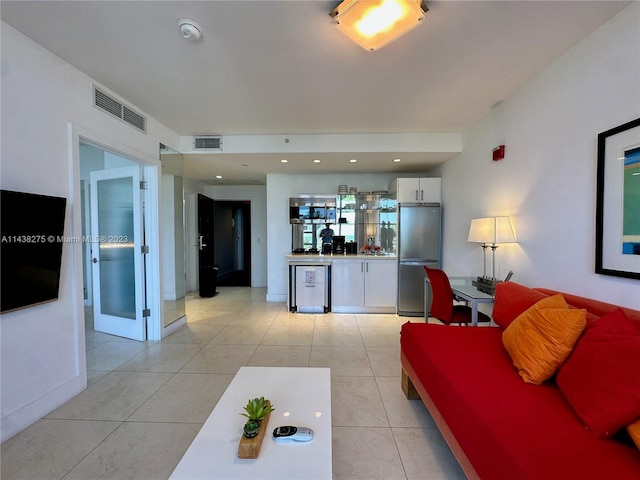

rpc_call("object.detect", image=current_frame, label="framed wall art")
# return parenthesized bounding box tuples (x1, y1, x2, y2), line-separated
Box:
(595, 117, 640, 279)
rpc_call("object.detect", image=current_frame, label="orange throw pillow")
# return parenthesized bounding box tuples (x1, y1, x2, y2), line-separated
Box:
(502, 294, 587, 385)
(629, 419, 640, 450)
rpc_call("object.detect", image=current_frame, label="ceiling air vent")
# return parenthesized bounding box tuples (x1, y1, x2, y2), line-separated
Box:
(193, 136, 222, 151)
(93, 86, 146, 133)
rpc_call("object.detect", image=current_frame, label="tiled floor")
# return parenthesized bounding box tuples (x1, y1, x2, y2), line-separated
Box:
(1, 287, 465, 480)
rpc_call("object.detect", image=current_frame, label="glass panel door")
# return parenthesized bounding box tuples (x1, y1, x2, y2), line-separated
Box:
(90, 166, 146, 340)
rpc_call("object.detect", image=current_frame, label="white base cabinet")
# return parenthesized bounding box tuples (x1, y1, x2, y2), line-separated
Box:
(288, 262, 330, 313)
(295, 266, 326, 311)
(331, 260, 365, 308)
(332, 258, 397, 313)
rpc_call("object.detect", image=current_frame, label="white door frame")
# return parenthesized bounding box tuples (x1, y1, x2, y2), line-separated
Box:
(81, 179, 93, 307)
(69, 123, 162, 344)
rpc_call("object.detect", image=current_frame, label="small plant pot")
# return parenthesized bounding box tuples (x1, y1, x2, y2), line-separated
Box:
(238, 400, 273, 459)
(243, 420, 260, 439)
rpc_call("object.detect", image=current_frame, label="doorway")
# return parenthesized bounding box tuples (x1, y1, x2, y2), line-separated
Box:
(79, 141, 156, 341)
(215, 201, 251, 287)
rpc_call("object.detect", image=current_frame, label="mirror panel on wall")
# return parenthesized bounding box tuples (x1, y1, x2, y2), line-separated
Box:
(160, 144, 186, 326)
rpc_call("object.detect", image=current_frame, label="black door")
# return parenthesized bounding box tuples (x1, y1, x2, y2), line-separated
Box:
(198, 194, 217, 297)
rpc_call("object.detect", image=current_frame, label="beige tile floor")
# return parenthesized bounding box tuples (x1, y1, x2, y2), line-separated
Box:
(1, 287, 465, 480)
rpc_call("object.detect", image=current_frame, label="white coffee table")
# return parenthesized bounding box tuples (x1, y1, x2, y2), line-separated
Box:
(169, 367, 332, 480)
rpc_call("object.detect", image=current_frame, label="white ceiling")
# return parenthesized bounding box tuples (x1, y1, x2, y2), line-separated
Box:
(1, 1, 630, 184)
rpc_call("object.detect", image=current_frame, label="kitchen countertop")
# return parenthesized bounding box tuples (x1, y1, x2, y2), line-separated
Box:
(286, 254, 397, 261)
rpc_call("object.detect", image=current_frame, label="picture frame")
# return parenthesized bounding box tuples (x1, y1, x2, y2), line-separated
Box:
(595, 117, 640, 279)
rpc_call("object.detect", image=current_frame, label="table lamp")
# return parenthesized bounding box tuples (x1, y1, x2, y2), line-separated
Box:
(468, 216, 517, 290)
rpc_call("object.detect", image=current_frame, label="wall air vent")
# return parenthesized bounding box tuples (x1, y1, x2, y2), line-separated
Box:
(93, 86, 146, 133)
(193, 136, 222, 151)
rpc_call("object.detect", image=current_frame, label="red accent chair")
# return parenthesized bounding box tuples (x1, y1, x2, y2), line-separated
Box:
(424, 266, 491, 325)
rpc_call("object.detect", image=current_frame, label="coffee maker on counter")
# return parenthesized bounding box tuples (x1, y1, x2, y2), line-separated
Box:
(332, 236, 345, 254)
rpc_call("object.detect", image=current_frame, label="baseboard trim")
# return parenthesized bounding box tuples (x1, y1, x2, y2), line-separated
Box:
(266, 293, 287, 303)
(1, 373, 86, 442)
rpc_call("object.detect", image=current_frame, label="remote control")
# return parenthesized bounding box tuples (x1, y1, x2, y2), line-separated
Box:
(272, 426, 314, 443)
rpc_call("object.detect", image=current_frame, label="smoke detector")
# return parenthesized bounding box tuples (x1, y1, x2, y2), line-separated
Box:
(178, 19, 203, 41)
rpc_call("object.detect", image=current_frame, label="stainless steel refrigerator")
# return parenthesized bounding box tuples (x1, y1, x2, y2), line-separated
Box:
(397, 203, 441, 316)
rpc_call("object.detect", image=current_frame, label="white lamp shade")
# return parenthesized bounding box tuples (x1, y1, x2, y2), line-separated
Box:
(468, 218, 495, 243)
(494, 216, 517, 244)
(468, 217, 516, 244)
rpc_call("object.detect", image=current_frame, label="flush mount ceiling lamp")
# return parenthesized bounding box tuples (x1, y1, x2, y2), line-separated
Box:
(330, 0, 428, 51)
(178, 19, 203, 41)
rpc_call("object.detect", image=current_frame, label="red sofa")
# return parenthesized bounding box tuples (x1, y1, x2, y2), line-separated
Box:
(400, 282, 640, 480)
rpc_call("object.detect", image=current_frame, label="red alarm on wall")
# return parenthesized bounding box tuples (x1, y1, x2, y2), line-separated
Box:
(492, 145, 505, 161)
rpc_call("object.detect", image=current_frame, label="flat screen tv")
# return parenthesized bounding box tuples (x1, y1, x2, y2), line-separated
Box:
(1, 189, 67, 313)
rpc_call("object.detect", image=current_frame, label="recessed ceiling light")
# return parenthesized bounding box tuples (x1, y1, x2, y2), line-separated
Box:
(393, 158, 402, 163)
(313, 159, 321, 163)
(349, 158, 358, 163)
(215, 175, 222, 179)
(280, 159, 288, 164)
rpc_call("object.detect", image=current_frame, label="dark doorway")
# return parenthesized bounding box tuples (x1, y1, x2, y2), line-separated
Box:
(214, 201, 251, 286)
(197, 194, 217, 297)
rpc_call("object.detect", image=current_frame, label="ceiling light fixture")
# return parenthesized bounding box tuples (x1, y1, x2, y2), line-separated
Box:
(349, 158, 358, 163)
(215, 175, 222, 179)
(178, 19, 203, 41)
(313, 159, 321, 163)
(280, 159, 289, 164)
(393, 158, 402, 163)
(330, 0, 428, 51)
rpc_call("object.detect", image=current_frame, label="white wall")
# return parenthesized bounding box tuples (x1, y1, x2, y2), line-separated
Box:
(0, 23, 180, 441)
(432, 3, 640, 310)
(162, 175, 186, 300)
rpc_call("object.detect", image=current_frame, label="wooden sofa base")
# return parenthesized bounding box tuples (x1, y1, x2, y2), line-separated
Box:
(401, 354, 480, 480)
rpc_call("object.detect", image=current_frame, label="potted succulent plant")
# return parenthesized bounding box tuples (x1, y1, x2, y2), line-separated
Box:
(240, 397, 274, 439)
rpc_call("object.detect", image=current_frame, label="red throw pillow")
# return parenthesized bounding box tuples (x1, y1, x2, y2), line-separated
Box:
(556, 308, 640, 438)
(493, 282, 549, 329)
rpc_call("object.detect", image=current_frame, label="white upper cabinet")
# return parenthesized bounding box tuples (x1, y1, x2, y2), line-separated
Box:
(390, 178, 441, 204)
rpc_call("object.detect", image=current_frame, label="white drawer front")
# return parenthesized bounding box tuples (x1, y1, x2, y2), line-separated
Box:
(295, 282, 326, 306)
(295, 266, 326, 284)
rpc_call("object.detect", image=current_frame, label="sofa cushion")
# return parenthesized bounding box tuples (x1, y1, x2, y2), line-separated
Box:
(535, 288, 640, 324)
(556, 308, 640, 438)
(493, 282, 549, 328)
(502, 295, 587, 384)
(629, 419, 640, 450)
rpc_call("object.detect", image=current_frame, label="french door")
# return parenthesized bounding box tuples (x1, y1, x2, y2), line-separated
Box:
(90, 166, 147, 340)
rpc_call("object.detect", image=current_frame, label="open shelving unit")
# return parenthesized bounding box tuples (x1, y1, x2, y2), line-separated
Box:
(337, 193, 397, 253)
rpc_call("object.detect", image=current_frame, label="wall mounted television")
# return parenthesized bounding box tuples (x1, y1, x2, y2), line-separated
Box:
(1, 189, 67, 313)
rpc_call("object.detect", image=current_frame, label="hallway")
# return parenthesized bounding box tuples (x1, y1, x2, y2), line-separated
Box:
(1, 287, 464, 479)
